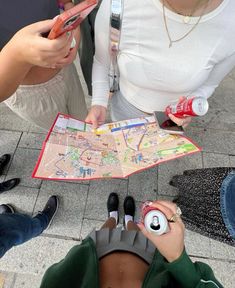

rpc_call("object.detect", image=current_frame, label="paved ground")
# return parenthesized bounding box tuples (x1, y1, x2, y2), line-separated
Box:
(0, 63, 235, 288)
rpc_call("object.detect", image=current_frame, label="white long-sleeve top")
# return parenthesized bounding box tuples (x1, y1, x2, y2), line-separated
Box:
(92, 0, 235, 112)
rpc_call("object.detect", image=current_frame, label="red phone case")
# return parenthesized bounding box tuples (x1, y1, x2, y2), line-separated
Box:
(48, 0, 98, 39)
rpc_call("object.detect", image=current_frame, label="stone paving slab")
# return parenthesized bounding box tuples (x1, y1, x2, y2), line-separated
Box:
(187, 127, 235, 154)
(28, 124, 47, 135)
(184, 230, 211, 258)
(0, 104, 30, 132)
(5, 148, 42, 189)
(158, 152, 203, 196)
(85, 179, 128, 220)
(18, 133, 46, 150)
(0, 271, 15, 288)
(0, 186, 39, 215)
(80, 218, 104, 239)
(0, 236, 78, 275)
(230, 155, 235, 166)
(128, 166, 158, 201)
(34, 181, 89, 239)
(193, 77, 235, 132)
(0, 131, 22, 169)
(14, 273, 43, 288)
(210, 239, 235, 261)
(202, 152, 231, 168)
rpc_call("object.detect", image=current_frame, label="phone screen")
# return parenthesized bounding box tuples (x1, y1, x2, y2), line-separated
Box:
(153, 111, 184, 135)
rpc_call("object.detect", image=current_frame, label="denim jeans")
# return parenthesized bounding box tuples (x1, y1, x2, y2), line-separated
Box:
(0, 213, 48, 258)
(220, 171, 235, 239)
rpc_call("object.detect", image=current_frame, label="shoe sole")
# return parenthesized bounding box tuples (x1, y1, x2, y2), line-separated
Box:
(45, 197, 59, 231)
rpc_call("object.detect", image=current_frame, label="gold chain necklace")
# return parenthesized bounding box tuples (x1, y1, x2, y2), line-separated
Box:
(164, 0, 206, 24)
(162, 0, 210, 48)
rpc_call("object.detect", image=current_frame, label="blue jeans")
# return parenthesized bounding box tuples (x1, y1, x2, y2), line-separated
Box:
(220, 171, 235, 239)
(0, 213, 48, 258)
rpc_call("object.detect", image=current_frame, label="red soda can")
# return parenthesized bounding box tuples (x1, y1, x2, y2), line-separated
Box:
(141, 201, 169, 235)
(165, 97, 209, 118)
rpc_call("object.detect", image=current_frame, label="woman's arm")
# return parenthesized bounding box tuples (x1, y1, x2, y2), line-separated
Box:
(91, 0, 111, 108)
(138, 201, 223, 288)
(0, 20, 73, 102)
(191, 52, 235, 99)
(85, 0, 111, 127)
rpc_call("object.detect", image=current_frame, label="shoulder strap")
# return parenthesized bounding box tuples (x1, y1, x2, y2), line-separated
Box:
(109, 0, 123, 92)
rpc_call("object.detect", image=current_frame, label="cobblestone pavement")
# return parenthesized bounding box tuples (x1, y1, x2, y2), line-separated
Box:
(0, 64, 234, 287)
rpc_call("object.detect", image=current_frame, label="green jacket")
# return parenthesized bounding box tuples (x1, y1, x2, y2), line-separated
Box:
(40, 237, 223, 288)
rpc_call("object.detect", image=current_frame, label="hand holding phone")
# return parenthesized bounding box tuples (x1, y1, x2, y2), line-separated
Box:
(48, 0, 98, 39)
(153, 111, 184, 135)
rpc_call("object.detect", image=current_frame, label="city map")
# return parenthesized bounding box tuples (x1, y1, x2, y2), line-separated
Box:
(32, 113, 201, 180)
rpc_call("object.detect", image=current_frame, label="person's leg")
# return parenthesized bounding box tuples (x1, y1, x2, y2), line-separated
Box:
(4, 70, 69, 130)
(0, 213, 46, 258)
(126, 220, 140, 231)
(101, 217, 117, 229)
(0, 196, 58, 258)
(101, 193, 119, 229)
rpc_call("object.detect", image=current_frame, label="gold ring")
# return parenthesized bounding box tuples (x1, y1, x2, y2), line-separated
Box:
(168, 214, 179, 222)
(168, 206, 182, 223)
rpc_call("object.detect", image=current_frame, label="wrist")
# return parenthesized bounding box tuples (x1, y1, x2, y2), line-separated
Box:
(91, 104, 107, 110)
(166, 251, 183, 263)
(2, 43, 32, 70)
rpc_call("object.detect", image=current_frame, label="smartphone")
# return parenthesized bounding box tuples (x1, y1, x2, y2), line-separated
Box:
(153, 111, 184, 135)
(48, 0, 98, 39)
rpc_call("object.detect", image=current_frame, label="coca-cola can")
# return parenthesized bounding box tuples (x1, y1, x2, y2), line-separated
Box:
(141, 201, 169, 235)
(165, 97, 209, 118)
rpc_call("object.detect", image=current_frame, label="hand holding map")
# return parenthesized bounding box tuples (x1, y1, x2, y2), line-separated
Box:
(32, 114, 201, 180)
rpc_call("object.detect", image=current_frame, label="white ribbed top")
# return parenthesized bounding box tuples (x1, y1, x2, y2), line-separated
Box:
(92, 0, 235, 112)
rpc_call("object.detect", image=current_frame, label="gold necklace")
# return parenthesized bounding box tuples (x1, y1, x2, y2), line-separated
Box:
(162, 0, 210, 48)
(164, 0, 206, 24)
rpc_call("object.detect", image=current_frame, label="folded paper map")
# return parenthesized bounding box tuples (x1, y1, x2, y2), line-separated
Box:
(32, 113, 201, 180)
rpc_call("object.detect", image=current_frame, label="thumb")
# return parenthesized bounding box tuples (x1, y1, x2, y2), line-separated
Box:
(92, 118, 99, 129)
(137, 223, 149, 237)
(168, 113, 178, 123)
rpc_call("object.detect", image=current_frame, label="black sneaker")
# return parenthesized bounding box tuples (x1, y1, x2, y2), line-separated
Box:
(0, 154, 11, 176)
(107, 192, 119, 222)
(124, 196, 135, 217)
(41, 195, 59, 229)
(0, 204, 15, 214)
(123, 196, 136, 228)
(0, 178, 20, 193)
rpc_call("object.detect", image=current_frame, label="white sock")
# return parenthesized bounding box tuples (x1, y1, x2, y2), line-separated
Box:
(109, 211, 118, 224)
(125, 215, 133, 227)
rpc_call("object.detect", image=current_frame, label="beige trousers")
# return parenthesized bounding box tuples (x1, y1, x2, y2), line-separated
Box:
(4, 63, 87, 130)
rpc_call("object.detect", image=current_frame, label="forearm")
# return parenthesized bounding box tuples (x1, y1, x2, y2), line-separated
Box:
(0, 46, 32, 102)
(91, 0, 111, 108)
(92, 57, 110, 107)
(165, 250, 223, 288)
(191, 52, 235, 99)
